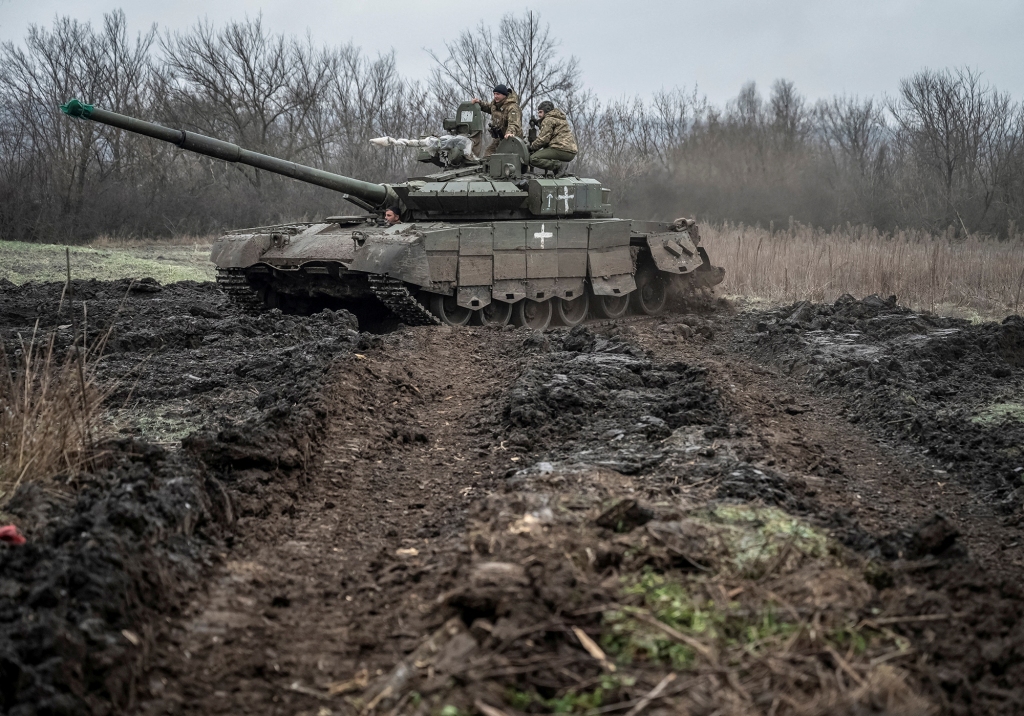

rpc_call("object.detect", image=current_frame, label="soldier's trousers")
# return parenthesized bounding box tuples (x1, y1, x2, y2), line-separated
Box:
(529, 148, 576, 172)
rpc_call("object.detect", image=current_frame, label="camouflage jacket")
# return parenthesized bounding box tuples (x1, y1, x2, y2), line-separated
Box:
(529, 108, 578, 153)
(480, 92, 523, 139)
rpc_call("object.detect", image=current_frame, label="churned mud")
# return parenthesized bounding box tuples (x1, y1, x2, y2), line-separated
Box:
(0, 279, 357, 713)
(1, 280, 1023, 715)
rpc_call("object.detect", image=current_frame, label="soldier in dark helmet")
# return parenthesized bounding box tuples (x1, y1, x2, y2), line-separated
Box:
(384, 206, 402, 225)
(529, 100, 578, 175)
(471, 84, 523, 156)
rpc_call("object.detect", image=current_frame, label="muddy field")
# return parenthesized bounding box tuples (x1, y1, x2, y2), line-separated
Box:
(1, 279, 1023, 715)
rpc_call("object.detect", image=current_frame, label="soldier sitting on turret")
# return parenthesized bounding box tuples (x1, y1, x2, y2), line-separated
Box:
(471, 85, 523, 156)
(529, 101, 578, 176)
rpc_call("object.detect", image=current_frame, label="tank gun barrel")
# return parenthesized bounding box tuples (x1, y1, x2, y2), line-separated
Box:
(60, 99, 392, 209)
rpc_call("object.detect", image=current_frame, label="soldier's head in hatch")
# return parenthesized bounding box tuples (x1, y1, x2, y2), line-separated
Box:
(384, 206, 401, 225)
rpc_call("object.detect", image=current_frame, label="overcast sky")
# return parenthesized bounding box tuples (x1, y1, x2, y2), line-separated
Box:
(1, 0, 1021, 106)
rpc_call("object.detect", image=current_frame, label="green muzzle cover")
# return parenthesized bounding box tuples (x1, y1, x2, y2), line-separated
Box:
(60, 98, 94, 118)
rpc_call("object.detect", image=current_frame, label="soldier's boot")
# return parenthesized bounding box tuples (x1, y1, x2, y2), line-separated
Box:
(529, 156, 559, 172)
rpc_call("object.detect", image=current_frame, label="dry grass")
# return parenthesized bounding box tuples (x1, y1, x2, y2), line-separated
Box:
(702, 223, 1024, 320)
(0, 239, 215, 285)
(0, 303, 114, 506)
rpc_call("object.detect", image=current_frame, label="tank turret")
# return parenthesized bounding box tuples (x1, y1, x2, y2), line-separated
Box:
(61, 99, 612, 221)
(62, 97, 724, 330)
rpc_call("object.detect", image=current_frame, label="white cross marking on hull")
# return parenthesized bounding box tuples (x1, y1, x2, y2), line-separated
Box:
(557, 186, 575, 212)
(533, 224, 553, 249)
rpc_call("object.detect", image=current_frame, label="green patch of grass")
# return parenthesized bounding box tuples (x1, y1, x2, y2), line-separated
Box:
(505, 689, 534, 712)
(598, 509, 857, 670)
(930, 303, 1002, 324)
(505, 676, 635, 714)
(0, 240, 215, 285)
(544, 689, 605, 713)
(971, 401, 1024, 426)
(706, 504, 833, 576)
(829, 628, 869, 656)
(602, 570, 799, 668)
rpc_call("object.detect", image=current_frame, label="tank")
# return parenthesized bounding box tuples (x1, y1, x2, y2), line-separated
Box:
(61, 98, 724, 328)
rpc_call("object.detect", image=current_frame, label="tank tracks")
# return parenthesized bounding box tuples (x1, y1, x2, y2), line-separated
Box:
(216, 268, 262, 310)
(368, 275, 441, 326)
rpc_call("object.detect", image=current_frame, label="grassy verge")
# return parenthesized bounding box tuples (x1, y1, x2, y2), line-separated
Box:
(702, 223, 1024, 321)
(0, 240, 215, 285)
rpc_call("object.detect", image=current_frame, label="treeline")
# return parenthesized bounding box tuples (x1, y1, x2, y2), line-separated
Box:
(2, 11, 1023, 242)
(583, 74, 1024, 236)
(0, 12, 431, 241)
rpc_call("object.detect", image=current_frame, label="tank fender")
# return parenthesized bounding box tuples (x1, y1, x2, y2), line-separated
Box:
(644, 232, 705, 275)
(348, 233, 431, 287)
(211, 234, 272, 269)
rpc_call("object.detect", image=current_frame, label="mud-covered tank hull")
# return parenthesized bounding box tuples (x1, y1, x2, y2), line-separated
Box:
(212, 216, 725, 329)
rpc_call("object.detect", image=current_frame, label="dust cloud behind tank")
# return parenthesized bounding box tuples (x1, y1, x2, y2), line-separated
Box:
(61, 98, 725, 329)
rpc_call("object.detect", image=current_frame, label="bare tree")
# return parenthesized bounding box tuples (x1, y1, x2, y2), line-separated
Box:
(768, 79, 811, 151)
(426, 10, 581, 117)
(324, 46, 438, 181)
(890, 67, 1023, 232)
(0, 11, 155, 239)
(157, 16, 330, 156)
(817, 95, 887, 176)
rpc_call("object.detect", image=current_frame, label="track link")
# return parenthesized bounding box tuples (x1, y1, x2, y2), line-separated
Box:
(367, 275, 441, 326)
(216, 268, 262, 310)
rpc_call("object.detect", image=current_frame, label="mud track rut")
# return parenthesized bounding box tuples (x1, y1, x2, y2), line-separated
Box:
(139, 316, 1024, 715)
(142, 327, 523, 713)
(656, 339, 1022, 574)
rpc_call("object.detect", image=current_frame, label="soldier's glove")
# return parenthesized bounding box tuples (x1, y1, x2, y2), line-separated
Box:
(529, 116, 540, 128)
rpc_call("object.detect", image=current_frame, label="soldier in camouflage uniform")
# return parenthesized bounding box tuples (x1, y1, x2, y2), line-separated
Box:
(529, 100, 578, 174)
(472, 85, 523, 157)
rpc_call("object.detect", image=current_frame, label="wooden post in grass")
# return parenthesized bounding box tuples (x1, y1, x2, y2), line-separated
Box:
(1015, 266, 1024, 316)
(65, 248, 93, 450)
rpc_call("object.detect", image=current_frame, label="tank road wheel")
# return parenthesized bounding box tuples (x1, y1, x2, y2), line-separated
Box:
(513, 299, 552, 330)
(475, 300, 513, 327)
(631, 268, 668, 316)
(591, 292, 630, 319)
(554, 293, 590, 327)
(428, 293, 472, 326)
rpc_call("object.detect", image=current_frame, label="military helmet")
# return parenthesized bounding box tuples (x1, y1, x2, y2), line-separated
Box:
(538, 100, 554, 112)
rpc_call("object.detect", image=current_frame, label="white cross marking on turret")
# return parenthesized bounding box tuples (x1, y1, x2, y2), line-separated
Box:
(557, 185, 575, 212)
(533, 224, 553, 249)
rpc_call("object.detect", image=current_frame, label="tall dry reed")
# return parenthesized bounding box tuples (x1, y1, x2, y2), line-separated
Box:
(702, 223, 1024, 318)
(0, 313, 112, 506)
